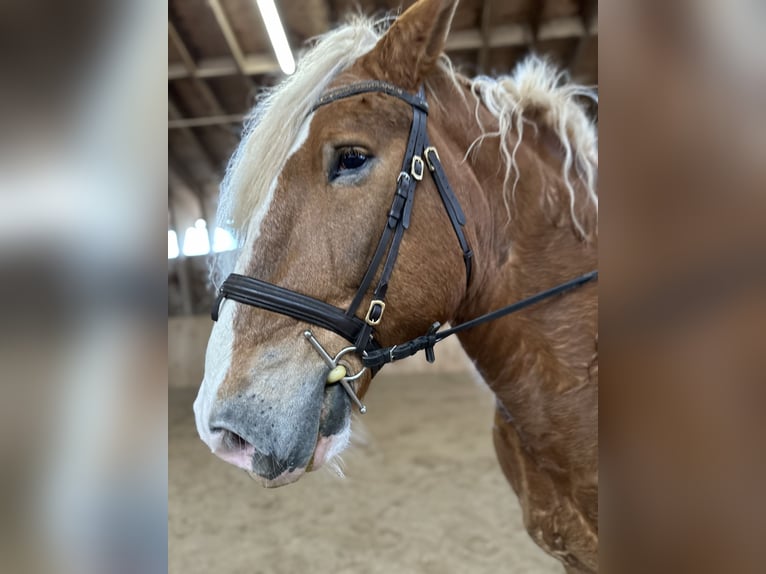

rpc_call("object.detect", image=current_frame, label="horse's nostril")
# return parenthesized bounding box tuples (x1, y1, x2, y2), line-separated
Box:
(224, 430, 250, 450)
(208, 415, 308, 480)
(211, 426, 252, 451)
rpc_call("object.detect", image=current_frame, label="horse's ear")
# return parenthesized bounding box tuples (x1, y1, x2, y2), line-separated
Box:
(361, 0, 459, 89)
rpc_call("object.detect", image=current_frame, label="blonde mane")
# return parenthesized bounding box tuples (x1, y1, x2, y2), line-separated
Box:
(466, 57, 598, 238)
(212, 18, 598, 286)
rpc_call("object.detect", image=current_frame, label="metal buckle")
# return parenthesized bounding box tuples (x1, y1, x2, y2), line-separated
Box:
(410, 155, 424, 181)
(397, 171, 410, 185)
(424, 146, 440, 171)
(364, 299, 386, 326)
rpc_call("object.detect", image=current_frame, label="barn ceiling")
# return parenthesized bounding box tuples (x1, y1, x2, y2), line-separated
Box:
(168, 0, 598, 231)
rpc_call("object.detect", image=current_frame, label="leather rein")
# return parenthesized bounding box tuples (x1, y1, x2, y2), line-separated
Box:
(212, 80, 598, 412)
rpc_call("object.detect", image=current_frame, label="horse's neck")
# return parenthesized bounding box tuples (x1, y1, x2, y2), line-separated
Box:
(430, 74, 598, 408)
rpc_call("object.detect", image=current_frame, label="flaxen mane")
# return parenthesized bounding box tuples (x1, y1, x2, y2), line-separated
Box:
(466, 57, 598, 238)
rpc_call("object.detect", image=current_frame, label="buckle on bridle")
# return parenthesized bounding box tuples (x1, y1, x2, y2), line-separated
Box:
(410, 155, 424, 181)
(424, 146, 440, 171)
(364, 299, 386, 326)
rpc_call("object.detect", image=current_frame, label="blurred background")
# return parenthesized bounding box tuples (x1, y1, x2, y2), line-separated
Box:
(0, 1, 166, 574)
(168, 1, 596, 573)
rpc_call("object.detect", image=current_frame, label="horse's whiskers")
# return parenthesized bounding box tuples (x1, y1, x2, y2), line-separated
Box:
(324, 454, 346, 479)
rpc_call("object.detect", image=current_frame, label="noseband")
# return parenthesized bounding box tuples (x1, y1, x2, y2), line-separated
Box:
(212, 80, 597, 412)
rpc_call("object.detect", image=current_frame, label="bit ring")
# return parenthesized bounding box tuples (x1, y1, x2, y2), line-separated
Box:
(333, 346, 368, 382)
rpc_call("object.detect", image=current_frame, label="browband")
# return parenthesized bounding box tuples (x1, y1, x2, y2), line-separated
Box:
(312, 80, 429, 114)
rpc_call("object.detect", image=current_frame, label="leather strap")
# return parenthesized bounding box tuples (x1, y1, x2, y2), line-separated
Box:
(312, 80, 429, 114)
(213, 274, 377, 349)
(423, 141, 473, 286)
(362, 270, 598, 369)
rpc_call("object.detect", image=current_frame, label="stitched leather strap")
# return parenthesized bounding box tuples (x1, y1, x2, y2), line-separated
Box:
(213, 274, 373, 346)
(312, 80, 429, 114)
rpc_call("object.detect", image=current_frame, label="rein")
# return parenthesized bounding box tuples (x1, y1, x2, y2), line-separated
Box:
(362, 270, 598, 369)
(212, 80, 598, 411)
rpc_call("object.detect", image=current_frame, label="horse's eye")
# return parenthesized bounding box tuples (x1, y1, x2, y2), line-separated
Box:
(336, 149, 368, 173)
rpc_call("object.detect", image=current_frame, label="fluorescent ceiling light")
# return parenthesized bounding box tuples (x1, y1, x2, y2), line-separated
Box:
(182, 226, 210, 256)
(168, 230, 179, 259)
(212, 227, 237, 253)
(255, 0, 295, 75)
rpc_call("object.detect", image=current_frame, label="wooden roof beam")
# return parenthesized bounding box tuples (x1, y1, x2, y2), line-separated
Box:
(169, 20, 229, 117)
(169, 114, 245, 129)
(447, 25, 530, 51)
(477, 0, 493, 74)
(168, 97, 220, 182)
(168, 18, 595, 81)
(447, 17, 589, 51)
(207, 0, 249, 74)
(569, 0, 598, 78)
(168, 53, 280, 80)
(530, 0, 545, 44)
(581, 0, 598, 33)
(537, 17, 586, 41)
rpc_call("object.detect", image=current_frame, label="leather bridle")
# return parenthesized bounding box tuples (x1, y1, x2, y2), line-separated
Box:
(212, 80, 598, 412)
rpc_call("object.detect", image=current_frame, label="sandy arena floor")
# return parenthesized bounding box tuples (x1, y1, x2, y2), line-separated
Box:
(169, 373, 562, 574)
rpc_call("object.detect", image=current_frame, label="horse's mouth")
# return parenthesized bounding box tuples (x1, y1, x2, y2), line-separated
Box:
(247, 382, 352, 487)
(257, 467, 306, 488)
(253, 425, 350, 487)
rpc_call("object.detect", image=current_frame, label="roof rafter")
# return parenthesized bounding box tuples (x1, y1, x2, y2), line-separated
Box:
(477, 0, 493, 74)
(168, 17, 594, 81)
(168, 97, 220, 182)
(169, 20, 229, 117)
(569, 0, 598, 77)
(207, 0, 249, 74)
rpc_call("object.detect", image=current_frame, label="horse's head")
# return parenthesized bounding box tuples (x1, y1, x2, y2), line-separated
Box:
(194, 0, 470, 486)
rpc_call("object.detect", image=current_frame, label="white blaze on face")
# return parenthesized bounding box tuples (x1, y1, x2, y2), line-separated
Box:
(194, 114, 315, 451)
(234, 113, 315, 275)
(193, 299, 236, 448)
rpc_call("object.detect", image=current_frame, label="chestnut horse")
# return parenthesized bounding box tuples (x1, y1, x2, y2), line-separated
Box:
(194, 0, 598, 571)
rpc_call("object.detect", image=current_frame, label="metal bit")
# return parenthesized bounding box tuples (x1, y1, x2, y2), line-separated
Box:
(303, 330, 335, 367)
(338, 379, 367, 414)
(303, 330, 367, 413)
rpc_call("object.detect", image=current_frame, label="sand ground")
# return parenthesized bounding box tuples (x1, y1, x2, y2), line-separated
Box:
(169, 373, 562, 574)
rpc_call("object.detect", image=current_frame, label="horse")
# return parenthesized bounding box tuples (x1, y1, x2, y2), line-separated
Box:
(193, 0, 598, 571)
